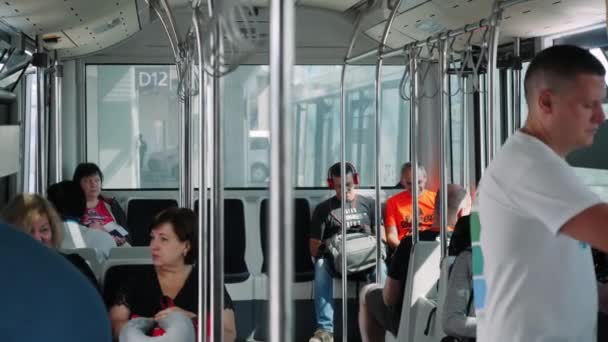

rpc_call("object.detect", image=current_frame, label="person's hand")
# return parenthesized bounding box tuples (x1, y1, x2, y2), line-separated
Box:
(154, 306, 196, 321)
(156, 311, 195, 341)
(119, 317, 155, 340)
(113, 236, 126, 246)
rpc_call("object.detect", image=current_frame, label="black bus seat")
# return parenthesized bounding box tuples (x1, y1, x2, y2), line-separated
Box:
(194, 199, 250, 284)
(101, 256, 153, 289)
(126, 198, 178, 246)
(259, 198, 314, 282)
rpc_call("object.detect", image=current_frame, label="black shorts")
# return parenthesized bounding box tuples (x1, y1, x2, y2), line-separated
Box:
(366, 287, 401, 336)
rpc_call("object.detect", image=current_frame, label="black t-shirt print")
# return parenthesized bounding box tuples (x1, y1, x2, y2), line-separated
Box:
(309, 194, 377, 241)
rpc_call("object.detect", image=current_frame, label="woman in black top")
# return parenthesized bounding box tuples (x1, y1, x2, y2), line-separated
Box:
(108, 207, 236, 341)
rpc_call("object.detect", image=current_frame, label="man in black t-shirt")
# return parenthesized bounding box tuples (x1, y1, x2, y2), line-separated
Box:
(308, 162, 387, 342)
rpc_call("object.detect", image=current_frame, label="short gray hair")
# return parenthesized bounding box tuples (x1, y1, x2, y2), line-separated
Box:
(401, 162, 426, 178)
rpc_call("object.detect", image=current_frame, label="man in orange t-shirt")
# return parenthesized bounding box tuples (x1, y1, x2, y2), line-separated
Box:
(385, 163, 437, 250)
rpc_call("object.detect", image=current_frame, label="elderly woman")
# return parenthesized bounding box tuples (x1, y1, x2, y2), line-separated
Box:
(0, 193, 99, 290)
(73, 162, 129, 246)
(107, 207, 236, 342)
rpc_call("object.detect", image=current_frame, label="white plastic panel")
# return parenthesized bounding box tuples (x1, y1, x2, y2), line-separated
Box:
(365, 0, 606, 50)
(0, 0, 140, 58)
(0, 125, 19, 178)
(169, 0, 363, 12)
(501, 0, 605, 38)
(59, 1, 140, 58)
(365, 0, 493, 48)
(0, 0, 134, 38)
(366, 22, 416, 49)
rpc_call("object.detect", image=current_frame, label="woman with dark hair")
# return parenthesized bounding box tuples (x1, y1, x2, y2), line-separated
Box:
(107, 207, 236, 341)
(47, 180, 116, 261)
(73, 162, 129, 246)
(442, 215, 476, 342)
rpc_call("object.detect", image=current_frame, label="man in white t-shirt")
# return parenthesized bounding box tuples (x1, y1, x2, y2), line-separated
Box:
(475, 45, 608, 341)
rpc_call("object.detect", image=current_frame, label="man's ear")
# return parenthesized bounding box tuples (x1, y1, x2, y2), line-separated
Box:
(538, 89, 554, 115)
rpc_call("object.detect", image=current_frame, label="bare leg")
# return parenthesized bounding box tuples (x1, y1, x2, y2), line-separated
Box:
(359, 284, 386, 342)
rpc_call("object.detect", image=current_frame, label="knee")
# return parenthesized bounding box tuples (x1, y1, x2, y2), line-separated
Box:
(314, 258, 331, 276)
(314, 257, 326, 269)
(360, 283, 382, 307)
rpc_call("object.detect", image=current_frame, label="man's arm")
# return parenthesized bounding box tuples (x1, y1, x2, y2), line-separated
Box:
(310, 238, 322, 259)
(309, 202, 326, 258)
(384, 198, 400, 249)
(386, 225, 400, 250)
(598, 282, 608, 314)
(109, 304, 131, 339)
(561, 203, 608, 253)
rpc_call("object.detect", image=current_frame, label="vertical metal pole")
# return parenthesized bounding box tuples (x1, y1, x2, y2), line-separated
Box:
(506, 70, 513, 139)
(486, 8, 502, 162)
(19, 70, 30, 193)
(36, 35, 47, 195)
(205, 4, 221, 341)
(438, 39, 449, 259)
(479, 74, 487, 173)
(409, 47, 420, 243)
(373, 48, 384, 286)
(462, 76, 470, 191)
(52, 52, 62, 183)
(513, 37, 521, 133)
(339, 24, 357, 342)
(210, 22, 224, 342)
(336, 10, 365, 341)
(373, 0, 403, 286)
(193, 8, 207, 342)
(269, 0, 295, 341)
(179, 67, 192, 208)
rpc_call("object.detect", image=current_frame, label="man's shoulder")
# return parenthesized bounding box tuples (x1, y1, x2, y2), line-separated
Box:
(313, 196, 336, 212)
(492, 131, 553, 168)
(422, 190, 437, 201)
(357, 194, 375, 206)
(388, 190, 411, 205)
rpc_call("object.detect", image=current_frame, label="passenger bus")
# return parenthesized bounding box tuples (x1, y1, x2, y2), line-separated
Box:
(0, 0, 607, 341)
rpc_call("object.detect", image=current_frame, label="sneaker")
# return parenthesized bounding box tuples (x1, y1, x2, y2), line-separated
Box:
(309, 329, 334, 342)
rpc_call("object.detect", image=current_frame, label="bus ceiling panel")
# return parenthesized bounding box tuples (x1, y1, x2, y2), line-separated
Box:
(364, 0, 494, 51)
(57, 2, 140, 59)
(299, 0, 364, 12)
(365, 22, 416, 49)
(0, 0, 137, 40)
(500, 0, 605, 39)
(362, 0, 606, 53)
(0, 125, 19, 178)
(165, 0, 365, 12)
(83, 6, 376, 64)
